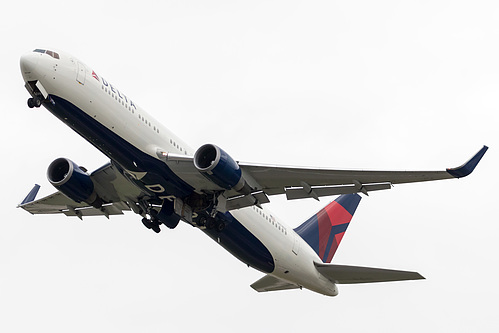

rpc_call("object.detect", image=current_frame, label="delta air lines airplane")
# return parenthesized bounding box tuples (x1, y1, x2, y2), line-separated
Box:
(18, 49, 487, 296)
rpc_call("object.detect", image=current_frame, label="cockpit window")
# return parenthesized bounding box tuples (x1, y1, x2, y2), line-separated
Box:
(33, 49, 60, 59)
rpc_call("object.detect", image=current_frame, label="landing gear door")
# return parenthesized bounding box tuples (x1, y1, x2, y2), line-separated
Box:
(76, 62, 86, 85)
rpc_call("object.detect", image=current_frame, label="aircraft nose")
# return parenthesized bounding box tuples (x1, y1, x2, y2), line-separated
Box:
(20, 52, 40, 81)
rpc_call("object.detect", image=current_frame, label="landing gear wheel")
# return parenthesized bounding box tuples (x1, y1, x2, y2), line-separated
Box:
(149, 217, 162, 233)
(142, 218, 152, 229)
(28, 97, 42, 108)
(151, 223, 161, 233)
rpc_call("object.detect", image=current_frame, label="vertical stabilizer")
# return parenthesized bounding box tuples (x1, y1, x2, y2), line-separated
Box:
(294, 194, 361, 263)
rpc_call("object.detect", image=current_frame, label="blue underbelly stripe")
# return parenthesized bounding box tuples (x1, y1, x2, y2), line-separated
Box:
(204, 212, 275, 273)
(46, 95, 194, 198)
(44, 95, 275, 273)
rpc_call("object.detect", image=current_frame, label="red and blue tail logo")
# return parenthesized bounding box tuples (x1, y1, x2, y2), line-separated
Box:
(294, 194, 361, 263)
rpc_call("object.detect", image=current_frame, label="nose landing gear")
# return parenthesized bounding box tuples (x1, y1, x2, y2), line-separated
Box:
(27, 96, 43, 108)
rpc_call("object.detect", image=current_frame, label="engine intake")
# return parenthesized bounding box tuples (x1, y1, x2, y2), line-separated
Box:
(194, 144, 250, 194)
(47, 158, 101, 207)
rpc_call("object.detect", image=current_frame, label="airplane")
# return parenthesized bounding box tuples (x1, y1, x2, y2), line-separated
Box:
(18, 48, 488, 296)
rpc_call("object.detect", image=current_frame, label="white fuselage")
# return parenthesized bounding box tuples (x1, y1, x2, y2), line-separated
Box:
(20, 49, 338, 296)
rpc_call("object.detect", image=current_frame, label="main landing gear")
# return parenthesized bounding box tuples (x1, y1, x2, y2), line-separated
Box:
(138, 198, 226, 234)
(141, 209, 164, 234)
(142, 217, 161, 233)
(27, 96, 43, 108)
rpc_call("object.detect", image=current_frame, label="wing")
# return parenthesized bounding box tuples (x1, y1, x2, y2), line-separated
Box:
(240, 145, 488, 200)
(315, 262, 424, 284)
(18, 162, 146, 218)
(165, 146, 488, 209)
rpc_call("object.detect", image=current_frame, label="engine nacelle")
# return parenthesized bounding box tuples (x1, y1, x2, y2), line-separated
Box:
(194, 144, 250, 194)
(47, 158, 101, 207)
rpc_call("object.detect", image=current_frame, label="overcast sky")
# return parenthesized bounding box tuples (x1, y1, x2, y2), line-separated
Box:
(1, 1, 498, 332)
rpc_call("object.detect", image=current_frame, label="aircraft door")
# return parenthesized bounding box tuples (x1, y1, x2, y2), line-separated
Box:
(76, 62, 86, 85)
(292, 234, 300, 255)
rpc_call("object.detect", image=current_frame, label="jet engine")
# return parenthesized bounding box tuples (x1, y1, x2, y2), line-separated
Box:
(194, 144, 251, 194)
(47, 158, 102, 207)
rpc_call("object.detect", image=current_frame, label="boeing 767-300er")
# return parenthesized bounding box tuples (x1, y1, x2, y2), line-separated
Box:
(18, 49, 487, 296)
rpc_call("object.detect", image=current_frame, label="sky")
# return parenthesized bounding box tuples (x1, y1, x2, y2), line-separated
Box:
(1, 1, 498, 332)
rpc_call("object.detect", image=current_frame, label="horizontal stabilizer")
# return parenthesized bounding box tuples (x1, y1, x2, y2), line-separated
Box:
(315, 262, 424, 284)
(251, 275, 300, 293)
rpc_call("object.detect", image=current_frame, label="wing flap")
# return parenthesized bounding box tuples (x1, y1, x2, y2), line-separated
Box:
(251, 275, 300, 293)
(63, 202, 130, 217)
(315, 262, 424, 284)
(285, 182, 392, 200)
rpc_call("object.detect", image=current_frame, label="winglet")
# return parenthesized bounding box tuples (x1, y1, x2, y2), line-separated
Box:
(19, 184, 41, 206)
(446, 145, 488, 178)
